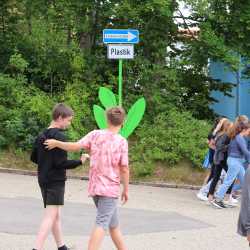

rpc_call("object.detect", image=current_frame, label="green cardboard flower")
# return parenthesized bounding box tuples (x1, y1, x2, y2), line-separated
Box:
(93, 87, 146, 138)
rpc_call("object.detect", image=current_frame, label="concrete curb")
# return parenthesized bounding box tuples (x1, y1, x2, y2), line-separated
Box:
(0, 167, 201, 191)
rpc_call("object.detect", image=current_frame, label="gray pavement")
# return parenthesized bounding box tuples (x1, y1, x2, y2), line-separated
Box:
(0, 173, 248, 250)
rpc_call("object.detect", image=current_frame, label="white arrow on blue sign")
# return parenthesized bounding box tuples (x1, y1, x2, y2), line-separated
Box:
(103, 29, 139, 44)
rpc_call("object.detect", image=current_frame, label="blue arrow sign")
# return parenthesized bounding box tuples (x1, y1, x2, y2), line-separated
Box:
(103, 29, 139, 44)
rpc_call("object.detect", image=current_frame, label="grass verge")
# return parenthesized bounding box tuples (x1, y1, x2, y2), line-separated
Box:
(0, 150, 207, 186)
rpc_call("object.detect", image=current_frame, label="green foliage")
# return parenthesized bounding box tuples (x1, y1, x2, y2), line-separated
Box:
(60, 80, 94, 141)
(1, 0, 248, 174)
(130, 109, 210, 167)
(8, 52, 29, 74)
(0, 73, 53, 150)
(185, 0, 250, 72)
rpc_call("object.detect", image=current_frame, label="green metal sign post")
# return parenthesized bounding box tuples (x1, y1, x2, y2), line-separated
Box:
(118, 59, 123, 106)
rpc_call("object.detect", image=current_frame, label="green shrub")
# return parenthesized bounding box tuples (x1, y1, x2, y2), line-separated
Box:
(0, 73, 53, 150)
(130, 109, 210, 169)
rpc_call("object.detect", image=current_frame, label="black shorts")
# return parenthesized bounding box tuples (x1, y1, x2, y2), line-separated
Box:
(39, 183, 65, 208)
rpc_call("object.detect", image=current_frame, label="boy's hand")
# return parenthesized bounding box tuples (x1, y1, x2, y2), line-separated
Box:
(80, 153, 89, 164)
(121, 190, 129, 205)
(44, 139, 58, 150)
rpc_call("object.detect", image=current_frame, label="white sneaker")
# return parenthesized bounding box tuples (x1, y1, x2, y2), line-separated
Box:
(229, 196, 238, 204)
(223, 199, 238, 207)
(196, 192, 208, 201)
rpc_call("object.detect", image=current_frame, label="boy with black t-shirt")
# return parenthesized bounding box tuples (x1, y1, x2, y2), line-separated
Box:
(31, 103, 88, 250)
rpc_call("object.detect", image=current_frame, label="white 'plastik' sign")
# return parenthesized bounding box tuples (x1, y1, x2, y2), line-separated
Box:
(107, 44, 134, 59)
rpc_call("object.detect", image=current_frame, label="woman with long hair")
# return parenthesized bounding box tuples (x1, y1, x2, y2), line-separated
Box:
(207, 120, 234, 204)
(197, 118, 229, 201)
(212, 122, 250, 209)
(231, 115, 249, 198)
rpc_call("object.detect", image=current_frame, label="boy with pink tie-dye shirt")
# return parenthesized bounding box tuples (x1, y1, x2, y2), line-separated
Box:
(45, 107, 129, 250)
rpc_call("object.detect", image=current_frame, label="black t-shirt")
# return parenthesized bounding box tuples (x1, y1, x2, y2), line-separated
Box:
(31, 128, 82, 186)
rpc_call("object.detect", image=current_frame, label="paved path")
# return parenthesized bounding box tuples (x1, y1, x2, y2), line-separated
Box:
(0, 173, 248, 250)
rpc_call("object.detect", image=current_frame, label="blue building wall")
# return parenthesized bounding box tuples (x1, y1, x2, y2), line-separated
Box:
(210, 60, 250, 120)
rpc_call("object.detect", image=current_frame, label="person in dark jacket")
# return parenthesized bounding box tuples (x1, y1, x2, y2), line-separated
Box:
(197, 117, 225, 201)
(31, 103, 88, 250)
(208, 120, 235, 205)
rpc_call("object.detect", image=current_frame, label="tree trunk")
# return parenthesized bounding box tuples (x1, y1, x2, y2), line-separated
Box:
(78, 31, 91, 50)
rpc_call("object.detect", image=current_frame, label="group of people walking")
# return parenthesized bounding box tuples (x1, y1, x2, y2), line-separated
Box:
(197, 115, 250, 245)
(197, 115, 250, 208)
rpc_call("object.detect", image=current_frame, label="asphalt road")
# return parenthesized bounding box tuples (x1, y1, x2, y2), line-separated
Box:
(0, 173, 248, 250)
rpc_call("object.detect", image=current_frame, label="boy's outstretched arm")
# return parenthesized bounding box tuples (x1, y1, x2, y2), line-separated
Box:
(120, 166, 129, 204)
(44, 139, 82, 152)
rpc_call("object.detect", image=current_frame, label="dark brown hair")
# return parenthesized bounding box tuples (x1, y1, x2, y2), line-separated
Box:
(106, 106, 125, 126)
(228, 121, 250, 139)
(52, 103, 74, 121)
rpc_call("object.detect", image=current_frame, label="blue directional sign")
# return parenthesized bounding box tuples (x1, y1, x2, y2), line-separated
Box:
(103, 29, 139, 44)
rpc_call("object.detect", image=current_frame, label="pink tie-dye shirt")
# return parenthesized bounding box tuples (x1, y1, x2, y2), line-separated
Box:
(78, 129, 129, 198)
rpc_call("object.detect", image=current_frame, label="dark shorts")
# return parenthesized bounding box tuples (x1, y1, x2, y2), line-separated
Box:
(39, 183, 65, 208)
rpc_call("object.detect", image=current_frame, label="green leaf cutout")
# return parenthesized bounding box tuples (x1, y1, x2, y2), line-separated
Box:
(99, 87, 117, 109)
(120, 98, 146, 138)
(93, 105, 107, 129)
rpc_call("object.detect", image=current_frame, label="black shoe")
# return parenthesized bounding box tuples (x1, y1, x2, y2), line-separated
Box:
(211, 199, 226, 209)
(58, 246, 68, 250)
(59, 244, 75, 250)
